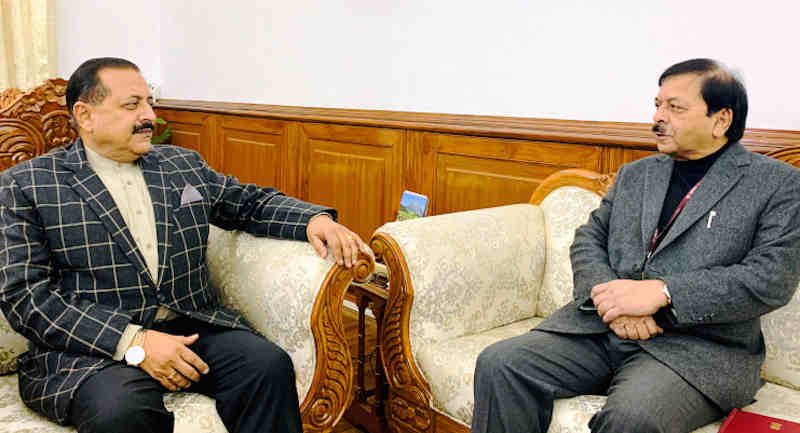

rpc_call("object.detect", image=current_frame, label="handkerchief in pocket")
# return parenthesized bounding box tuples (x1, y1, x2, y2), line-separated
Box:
(180, 184, 203, 206)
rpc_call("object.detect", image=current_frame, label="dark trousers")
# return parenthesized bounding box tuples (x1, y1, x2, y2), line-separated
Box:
(471, 330, 724, 433)
(70, 317, 302, 433)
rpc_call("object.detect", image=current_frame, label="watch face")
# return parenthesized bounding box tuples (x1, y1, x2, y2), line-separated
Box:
(125, 345, 145, 366)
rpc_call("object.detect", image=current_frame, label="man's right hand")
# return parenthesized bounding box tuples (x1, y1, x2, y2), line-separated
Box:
(139, 330, 210, 391)
(609, 315, 664, 340)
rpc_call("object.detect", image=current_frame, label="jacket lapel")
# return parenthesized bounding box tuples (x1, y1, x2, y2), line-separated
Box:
(652, 143, 750, 257)
(139, 150, 174, 287)
(63, 139, 156, 288)
(641, 154, 673, 254)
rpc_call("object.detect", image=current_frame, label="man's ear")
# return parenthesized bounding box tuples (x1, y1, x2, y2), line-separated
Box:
(72, 102, 94, 133)
(713, 108, 733, 139)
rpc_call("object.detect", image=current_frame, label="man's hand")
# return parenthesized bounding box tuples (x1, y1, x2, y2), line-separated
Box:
(306, 214, 370, 268)
(139, 330, 210, 391)
(609, 315, 664, 340)
(591, 279, 669, 323)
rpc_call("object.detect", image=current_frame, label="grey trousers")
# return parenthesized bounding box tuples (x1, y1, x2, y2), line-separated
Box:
(471, 330, 723, 433)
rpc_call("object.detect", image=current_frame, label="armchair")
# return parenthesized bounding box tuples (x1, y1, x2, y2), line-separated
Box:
(0, 79, 372, 432)
(373, 160, 800, 433)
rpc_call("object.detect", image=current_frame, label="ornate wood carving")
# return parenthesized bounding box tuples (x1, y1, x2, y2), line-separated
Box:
(529, 168, 616, 205)
(0, 78, 77, 170)
(370, 233, 435, 433)
(303, 251, 375, 433)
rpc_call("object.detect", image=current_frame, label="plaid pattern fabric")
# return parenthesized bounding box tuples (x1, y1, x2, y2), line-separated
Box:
(0, 139, 334, 424)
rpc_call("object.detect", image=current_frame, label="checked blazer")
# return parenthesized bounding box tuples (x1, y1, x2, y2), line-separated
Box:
(0, 139, 334, 424)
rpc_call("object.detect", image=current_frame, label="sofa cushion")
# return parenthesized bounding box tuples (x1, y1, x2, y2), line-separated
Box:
(417, 319, 800, 432)
(379, 204, 546, 349)
(416, 317, 543, 424)
(0, 374, 227, 432)
(537, 186, 602, 318)
(761, 283, 800, 390)
(0, 313, 27, 374)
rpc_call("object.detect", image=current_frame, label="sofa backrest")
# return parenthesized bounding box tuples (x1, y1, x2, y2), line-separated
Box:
(0, 313, 27, 374)
(378, 204, 547, 350)
(535, 186, 602, 317)
(761, 283, 800, 390)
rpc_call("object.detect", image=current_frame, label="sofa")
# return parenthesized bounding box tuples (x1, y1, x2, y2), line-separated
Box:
(0, 79, 373, 432)
(371, 162, 800, 433)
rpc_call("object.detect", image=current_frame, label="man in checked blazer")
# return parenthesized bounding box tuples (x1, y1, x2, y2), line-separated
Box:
(0, 58, 368, 433)
(472, 59, 800, 433)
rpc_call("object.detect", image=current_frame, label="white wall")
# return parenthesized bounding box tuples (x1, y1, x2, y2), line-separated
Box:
(56, 0, 162, 89)
(58, 1, 799, 130)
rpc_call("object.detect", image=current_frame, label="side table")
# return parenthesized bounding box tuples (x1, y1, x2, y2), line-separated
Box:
(344, 270, 389, 433)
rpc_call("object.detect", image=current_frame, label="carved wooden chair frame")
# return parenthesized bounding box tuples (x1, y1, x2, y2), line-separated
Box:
(370, 169, 615, 433)
(0, 79, 367, 432)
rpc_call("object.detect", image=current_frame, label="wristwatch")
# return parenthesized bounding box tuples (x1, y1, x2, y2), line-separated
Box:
(124, 329, 147, 367)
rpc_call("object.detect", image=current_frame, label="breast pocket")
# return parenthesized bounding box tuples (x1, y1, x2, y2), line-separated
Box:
(171, 199, 210, 266)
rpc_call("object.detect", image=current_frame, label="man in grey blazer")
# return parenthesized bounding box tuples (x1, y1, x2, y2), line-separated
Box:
(472, 59, 800, 433)
(0, 58, 367, 433)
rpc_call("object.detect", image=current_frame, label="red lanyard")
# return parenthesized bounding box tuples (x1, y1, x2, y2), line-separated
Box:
(646, 180, 702, 260)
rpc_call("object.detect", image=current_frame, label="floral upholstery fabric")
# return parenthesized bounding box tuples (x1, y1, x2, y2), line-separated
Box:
(377, 204, 546, 351)
(0, 375, 227, 433)
(416, 317, 543, 424)
(207, 226, 336, 402)
(0, 313, 27, 374)
(761, 283, 800, 390)
(536, 187, 602, 317)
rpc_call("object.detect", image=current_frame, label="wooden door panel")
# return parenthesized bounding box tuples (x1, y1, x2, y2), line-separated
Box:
(218, 116, 286, 188)
(433, 153, 563, 215)
(299, 123, 403, 241)
(420, 132, 603, 215)
(220, 130, 280, 187)
(156, 109, 215, 167)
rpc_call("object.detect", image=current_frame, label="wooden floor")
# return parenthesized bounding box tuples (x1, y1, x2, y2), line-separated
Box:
(333, 304, 377, 433)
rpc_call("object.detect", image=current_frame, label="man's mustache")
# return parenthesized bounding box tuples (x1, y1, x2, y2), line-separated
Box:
(133, 121, 154, 134)
(652, 123, 666, 134)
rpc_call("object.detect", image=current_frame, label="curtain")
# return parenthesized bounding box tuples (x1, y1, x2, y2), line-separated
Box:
(0, 0, 57, 91)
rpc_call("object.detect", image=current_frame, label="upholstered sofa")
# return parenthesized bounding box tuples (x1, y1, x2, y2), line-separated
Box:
(0, 79, 372, 432)
(371, 162, 800, 433)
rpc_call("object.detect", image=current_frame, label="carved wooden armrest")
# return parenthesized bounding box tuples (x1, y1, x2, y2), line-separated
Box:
(206, 226, 374, 433)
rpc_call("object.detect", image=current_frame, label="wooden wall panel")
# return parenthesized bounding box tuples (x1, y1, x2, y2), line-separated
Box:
(297, 123, 404, 241)
(155, 101, 800, 238)
(421, 133, 603, 214)
(157, 109, 216, 168)
(433, 154, 564, 214)
(217, 116, 286, 189)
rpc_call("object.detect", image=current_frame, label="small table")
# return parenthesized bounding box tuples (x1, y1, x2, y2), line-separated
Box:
(344, 271, 389, 433)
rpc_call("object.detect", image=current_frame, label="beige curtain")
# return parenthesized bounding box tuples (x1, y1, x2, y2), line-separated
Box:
(0, 0, 57, 91)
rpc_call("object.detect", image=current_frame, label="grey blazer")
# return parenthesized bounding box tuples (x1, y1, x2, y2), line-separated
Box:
(537, 142, 800, 411)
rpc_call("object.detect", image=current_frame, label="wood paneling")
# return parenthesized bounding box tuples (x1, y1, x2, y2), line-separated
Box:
(217, 115, 286, 189)
(158, 109, 216, 167)
(422, 133, 602, 214)
(155, 98, 799, 153)
(155, 100, 800, 239)
(297, 123, 404, 241)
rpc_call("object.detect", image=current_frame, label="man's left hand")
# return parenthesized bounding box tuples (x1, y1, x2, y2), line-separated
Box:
(306, 214, 370, 268)
(591, 279, 669, 323)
